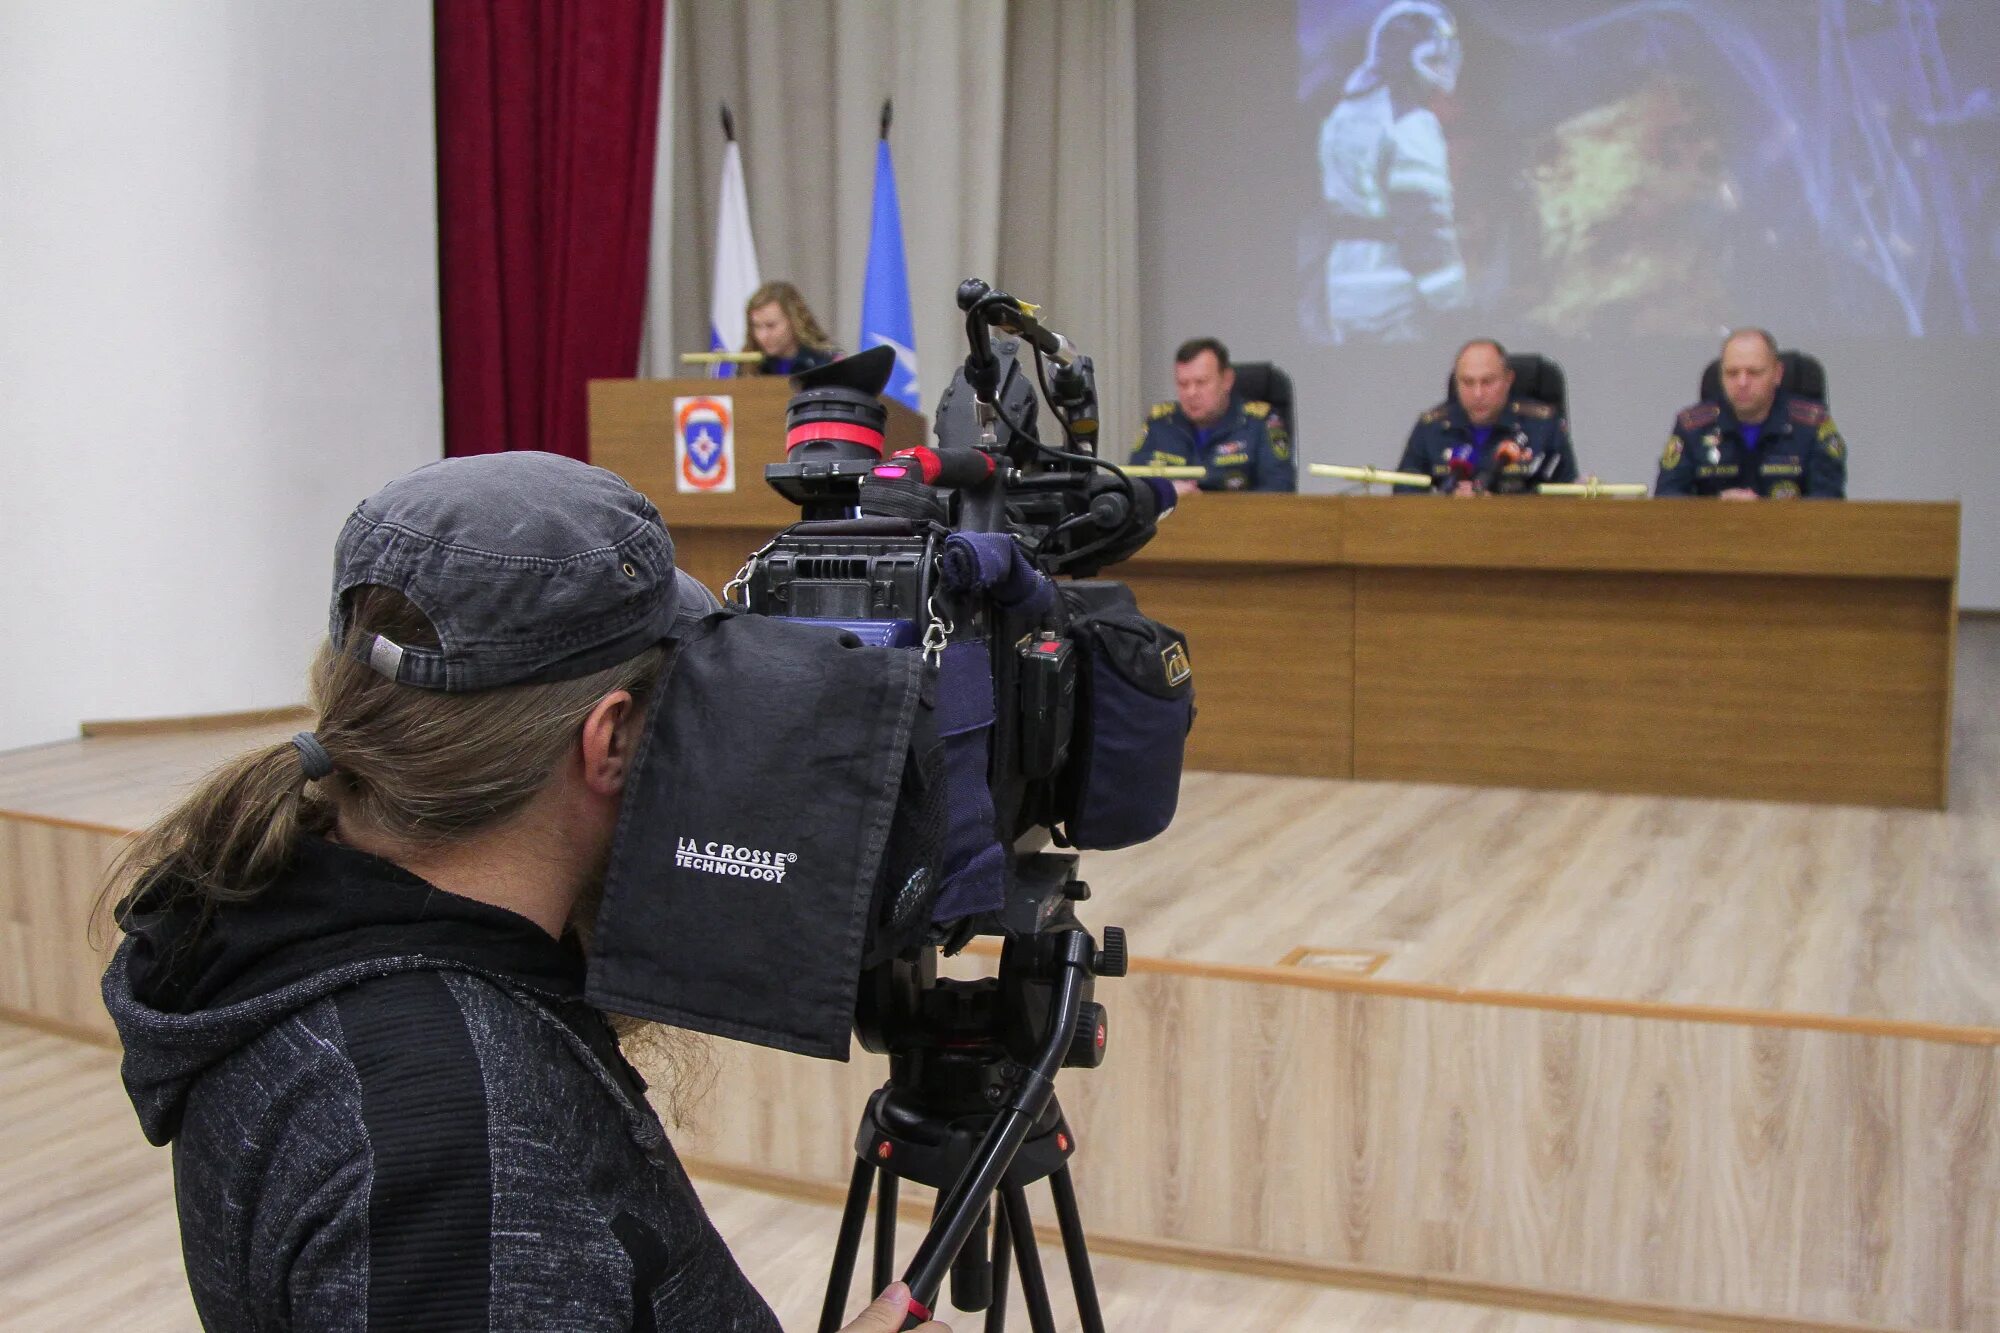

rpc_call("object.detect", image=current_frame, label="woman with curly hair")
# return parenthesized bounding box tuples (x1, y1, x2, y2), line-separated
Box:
(742, 279, 842, 374)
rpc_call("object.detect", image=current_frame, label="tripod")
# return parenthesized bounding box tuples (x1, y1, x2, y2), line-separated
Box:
(816, 871, 1124, 1333)
(817, 1085, 1103, 1333)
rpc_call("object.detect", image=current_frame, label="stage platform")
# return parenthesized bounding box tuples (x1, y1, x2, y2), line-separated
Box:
(3, 621, 1996, 1329)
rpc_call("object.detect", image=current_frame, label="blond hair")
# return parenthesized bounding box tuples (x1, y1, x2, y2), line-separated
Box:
(101, 587, 667, 933)
(741, 280, 833, 355)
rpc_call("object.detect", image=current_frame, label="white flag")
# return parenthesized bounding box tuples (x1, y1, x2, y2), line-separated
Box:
(707, 139, 761, 367)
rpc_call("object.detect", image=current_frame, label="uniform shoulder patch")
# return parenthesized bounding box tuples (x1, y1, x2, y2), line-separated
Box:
(1661, 436, 1683, 469)
(1418, 403, 1450, 425)
(1677, 402, 1720, 431)
(1511, 399, 1553, 420)
(1242, 400, 1270, 418)
(1149, 401, 1174, 420)
(1787, 398, 1828, 426)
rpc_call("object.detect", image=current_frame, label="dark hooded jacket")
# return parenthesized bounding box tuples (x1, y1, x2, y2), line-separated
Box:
(102, 835, 782, 1332)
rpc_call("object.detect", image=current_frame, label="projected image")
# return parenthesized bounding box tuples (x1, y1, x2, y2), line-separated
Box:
(1298, 0, 2000, 342)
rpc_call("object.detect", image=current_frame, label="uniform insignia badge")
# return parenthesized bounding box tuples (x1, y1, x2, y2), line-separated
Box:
(1160, 641, 1192, 687)
(1243, 400, 1269, 418)
(1149, 401, 1174, 420)
(1824, 431, 1845, 461)
(1661, 437, 1682, 468)
(1771, 481, 1801, 499)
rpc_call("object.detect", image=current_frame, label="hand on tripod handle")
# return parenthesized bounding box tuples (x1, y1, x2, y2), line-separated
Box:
(839, 1282, 951, 1332)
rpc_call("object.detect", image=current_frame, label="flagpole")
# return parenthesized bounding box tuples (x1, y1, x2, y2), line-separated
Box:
(709, 102, 761, 380)
(860, 99, 920, 410)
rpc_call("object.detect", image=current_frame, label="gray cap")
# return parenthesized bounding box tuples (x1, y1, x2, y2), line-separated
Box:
(330, 452, 716, 692)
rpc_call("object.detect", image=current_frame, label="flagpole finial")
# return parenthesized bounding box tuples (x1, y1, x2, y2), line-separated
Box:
(880, 100, 892, 140)
(720, 104, 736, 142)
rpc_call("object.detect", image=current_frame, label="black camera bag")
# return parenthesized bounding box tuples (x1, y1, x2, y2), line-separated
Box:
(1055, 582, 1194, 850)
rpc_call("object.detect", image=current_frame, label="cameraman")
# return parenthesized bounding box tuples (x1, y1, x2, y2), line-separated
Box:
(102, 453, 946, 1332)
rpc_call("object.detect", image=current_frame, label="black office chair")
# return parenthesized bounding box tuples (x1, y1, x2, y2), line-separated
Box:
(1699, 350, 1828, 405)
(1445, 352, 1567, 415)
(1232, 361, 1296, 444)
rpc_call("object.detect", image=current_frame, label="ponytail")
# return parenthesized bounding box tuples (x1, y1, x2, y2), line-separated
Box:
(98, 587, 666, 938)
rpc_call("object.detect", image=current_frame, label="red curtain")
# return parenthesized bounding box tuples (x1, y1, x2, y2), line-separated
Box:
(434, 0, 666, 461)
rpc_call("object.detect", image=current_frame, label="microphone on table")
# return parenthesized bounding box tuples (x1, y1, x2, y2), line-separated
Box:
(1444, 444, 1477, 493)
(1475, 436, 1526, 493)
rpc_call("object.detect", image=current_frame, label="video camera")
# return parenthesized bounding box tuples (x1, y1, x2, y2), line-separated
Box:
(736, 281, 1192, 1325)
(735, 278, 1187, 937)
(588, 281, 1190, 1327)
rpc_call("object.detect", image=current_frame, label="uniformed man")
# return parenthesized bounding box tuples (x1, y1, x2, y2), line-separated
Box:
(1130, 338, 1297, 493)
(1655, 328, 1847, 498)
(1393, 339, 1579, 494)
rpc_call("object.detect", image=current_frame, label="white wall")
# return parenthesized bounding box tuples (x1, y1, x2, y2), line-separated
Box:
(0, 3, 442, 753)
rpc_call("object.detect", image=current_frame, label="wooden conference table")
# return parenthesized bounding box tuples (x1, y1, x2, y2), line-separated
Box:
(592, 379, 1959, 809)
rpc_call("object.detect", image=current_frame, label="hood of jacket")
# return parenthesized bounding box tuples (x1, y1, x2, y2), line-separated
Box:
(103, 835, 586, 1146)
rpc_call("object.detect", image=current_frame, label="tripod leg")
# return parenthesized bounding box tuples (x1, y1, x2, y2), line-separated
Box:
(985, 1194, 1012, 1333)
(819, 1158, 876, 1333)
(952, 1202, 994, 1315)
(872, 1169, 900, 1296)
(1048, 1166, 1105, 1333)
(999, 1182, 1058, 1333)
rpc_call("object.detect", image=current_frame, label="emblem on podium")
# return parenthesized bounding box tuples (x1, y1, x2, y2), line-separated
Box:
(674, 395, 735, 494)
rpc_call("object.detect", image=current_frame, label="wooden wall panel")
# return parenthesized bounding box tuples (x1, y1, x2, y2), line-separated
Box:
(0, 817, 124, 1040)
(1341, 495, 1961, 580)
(1353, 570, 1954, 807)
(1117, 568, 1353, 778)
(671, 970, 2000, 1331)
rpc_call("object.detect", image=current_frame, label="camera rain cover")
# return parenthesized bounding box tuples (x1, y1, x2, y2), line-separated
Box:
(586, 612, 927, 1060)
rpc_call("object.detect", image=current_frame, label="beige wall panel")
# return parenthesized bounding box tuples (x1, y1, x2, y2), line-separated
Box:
(0, 818, 124, 1040)
(671, 970, 1999, 1331)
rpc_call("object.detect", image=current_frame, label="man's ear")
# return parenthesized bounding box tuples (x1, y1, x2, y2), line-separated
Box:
(579, 690, 639, 797)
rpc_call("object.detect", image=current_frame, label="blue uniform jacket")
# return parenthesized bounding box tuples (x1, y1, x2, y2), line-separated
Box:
(1654, 393, 1847, 497)
(1130, 396, 1296, 492)
(1393, 399, 1579, 493)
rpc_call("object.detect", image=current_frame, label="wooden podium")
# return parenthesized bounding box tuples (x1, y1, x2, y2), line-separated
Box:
(588, 376, 928, 595)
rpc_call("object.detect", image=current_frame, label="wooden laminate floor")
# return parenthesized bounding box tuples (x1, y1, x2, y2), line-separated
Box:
(4, 622, 1994, 1030)
(0, 1019, 1649, 1332)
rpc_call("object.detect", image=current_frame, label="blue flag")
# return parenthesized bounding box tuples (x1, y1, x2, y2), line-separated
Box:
(860, 137, 920, 410)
